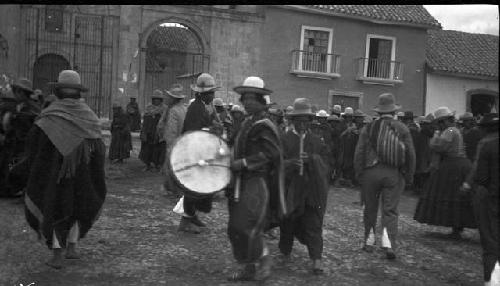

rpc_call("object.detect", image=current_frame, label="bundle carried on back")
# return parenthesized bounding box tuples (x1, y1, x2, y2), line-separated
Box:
(368, 118, 407, 168)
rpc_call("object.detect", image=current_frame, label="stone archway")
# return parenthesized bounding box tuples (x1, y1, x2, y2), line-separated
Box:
(32, 53, 71, 96)
(141, 20, 210, 106)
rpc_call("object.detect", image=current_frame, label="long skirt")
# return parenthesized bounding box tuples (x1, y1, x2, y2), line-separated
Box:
(414, 156, 476, 229)
(139, 141, 165, 167)
(109, 131, 132, 160)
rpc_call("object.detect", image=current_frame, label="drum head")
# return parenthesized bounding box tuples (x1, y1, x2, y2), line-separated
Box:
(170, 130, 231, 195)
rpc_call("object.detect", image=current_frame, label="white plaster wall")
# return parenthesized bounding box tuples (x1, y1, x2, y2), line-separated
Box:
(426, 73, 499, 115)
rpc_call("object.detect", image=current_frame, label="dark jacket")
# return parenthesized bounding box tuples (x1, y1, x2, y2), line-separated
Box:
(183, 98, 211, 133)
(472, 132, 499, 198)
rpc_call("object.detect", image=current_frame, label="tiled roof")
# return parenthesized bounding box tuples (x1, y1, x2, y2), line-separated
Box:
(427, 30, 499, 78)
(307, 5, 441, 28)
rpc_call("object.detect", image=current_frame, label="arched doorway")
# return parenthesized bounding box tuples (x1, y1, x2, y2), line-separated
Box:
(467, 89, 499, 116)
(33, 53, 71, 96)
(144, 22, 209, 103)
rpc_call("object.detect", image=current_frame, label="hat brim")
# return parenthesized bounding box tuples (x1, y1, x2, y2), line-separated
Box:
(190, 84, 219, 93)
(433, 113, 456, 122)
(372, 104, 402, 113)
(233, 86, 272, 95)
(11, 83, 34, 94)
(287, 111, 315, 117)
(48, 82, 89, 92)
(166, 91, 186, 99)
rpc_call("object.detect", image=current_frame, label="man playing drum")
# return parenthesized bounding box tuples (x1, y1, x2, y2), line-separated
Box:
(227, 76, 287, 281)
(178, 73, 220, 233)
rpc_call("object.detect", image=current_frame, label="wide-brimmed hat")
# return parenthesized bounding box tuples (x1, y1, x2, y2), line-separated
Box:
(165, 83, 186, 99)
(458, 112, 474, 122)
(48, 70, 88, 92)
(353, 109, 365, 117)
(287, 98, 315, 117)
(373, 93, 401, 113)
(478, 113, 499, 126)
(332, 105, 341, 115)
(327, 114, 341, 121)
(234, 76, 272, 95)
(269, 107, 283, 116)
(285, 105, 293, 114)
(151, 89, 164, 99)
(433, 106, 456, 121)
(11, 78, 34, 94)
(415, 116, 426, 124)
(316, 110, 329, 118)
(191, 73, 220, 93)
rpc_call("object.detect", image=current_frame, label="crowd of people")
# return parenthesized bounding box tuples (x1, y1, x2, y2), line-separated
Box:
(0, 70, 498, 285)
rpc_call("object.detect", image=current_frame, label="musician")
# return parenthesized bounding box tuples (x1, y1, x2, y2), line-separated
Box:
(279, 98, 329, 275)
(213, 97, 231, 139)
(178, 73, 219, 234)
(227, 104, 245, 147)
(227, 76, 287, 281)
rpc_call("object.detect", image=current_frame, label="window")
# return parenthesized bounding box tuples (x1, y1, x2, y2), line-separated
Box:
(45, 6, 64, 33)
(298, 26, 333, 73)
(364, 34, 396, 79)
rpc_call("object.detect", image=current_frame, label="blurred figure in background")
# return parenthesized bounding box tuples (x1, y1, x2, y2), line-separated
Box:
(109, 104, 132, 164)
(139, 89, 166, 172)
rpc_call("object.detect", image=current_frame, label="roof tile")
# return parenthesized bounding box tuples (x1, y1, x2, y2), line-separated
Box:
(427, 30, 499, 78)
(307, 5, 441, 28)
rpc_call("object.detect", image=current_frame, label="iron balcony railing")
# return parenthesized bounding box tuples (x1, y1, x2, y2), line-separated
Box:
(357, 58, 403, 81)
(291, 50, 341, 75)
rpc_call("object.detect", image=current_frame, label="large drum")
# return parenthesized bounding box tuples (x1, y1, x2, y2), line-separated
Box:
(168, 130, 231, 198)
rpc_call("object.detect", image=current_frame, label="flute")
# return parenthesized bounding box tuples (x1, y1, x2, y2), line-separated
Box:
(299, 131, 304, 176)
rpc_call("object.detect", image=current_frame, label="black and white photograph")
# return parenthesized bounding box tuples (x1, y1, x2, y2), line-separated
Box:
(0, 4, 498, 286)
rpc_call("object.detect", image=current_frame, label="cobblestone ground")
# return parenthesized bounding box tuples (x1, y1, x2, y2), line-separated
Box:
(0, 134, 484, 286)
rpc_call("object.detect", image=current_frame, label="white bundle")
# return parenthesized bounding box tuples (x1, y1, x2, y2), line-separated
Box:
(173, 196, 185, 215)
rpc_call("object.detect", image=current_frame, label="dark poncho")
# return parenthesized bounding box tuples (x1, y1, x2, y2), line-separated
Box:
(24, 99, 106, 248)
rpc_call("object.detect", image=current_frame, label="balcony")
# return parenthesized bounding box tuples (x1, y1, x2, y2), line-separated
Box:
(356, 58, 404, 85)
(290, 50, 341, 80)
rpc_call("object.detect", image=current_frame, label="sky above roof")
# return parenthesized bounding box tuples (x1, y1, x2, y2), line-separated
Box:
(424, 5, 499, 35)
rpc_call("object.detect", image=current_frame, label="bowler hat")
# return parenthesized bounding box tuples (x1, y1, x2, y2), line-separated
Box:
(285, 105, 293, 114)
(230, 104, 244, 114)
(191, 73, 220, 93)
(234, 76, 272, 95)
(478, 113, 499, 126)
(343, 107, 354, 117)
(165, 83, 186, 99)
(151, 89, 164, 99)
(353, 109, 365, 117)
(213, 98, 224, 107)
(287, 98, 315, 117)
(433, 106, 456, 121)
(421, 113, 435, 123)
(11, 78, 34, 94)
(327, 114, 340, 121)
(48, 70, 88, 92)
(373, 93, 401, 113)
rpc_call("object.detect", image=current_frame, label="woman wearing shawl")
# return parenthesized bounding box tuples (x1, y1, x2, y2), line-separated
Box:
(24, 70, 106, 269)
(109, 104, 132, 164)
(139, 89, 166, 171)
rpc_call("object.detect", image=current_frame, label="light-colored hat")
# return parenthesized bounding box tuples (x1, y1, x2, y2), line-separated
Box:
(285, 105, 293, 113)
(188, 98, 195, 105)
(165, 83, 186, 99)
(152, 89, 164, 99)
(458, 112, 474, 122)
(191, 73, 220, 93)
(363, 115, 373, 124)
(233, 76, 272, 95)
(433, 106, 456, 121)
(415, 116, 426, 124)
(478, 113, 499, 126)
(33, 89, 42, 95)
(343, 107, 354, 116)
(396, 111, 405, 118)
(11, 77, 34, 94)
(230, 104, 244, 113)
(316, 110, 329, 117)
(213, 98, 224, 107)
(327, 114, 340, 121)
(332, 105, 342, 115)
(373, 93, 401, 113)
(287, 98, 315, 117)
(48, 70, 88, 92)
(421, 113, 435, 123)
